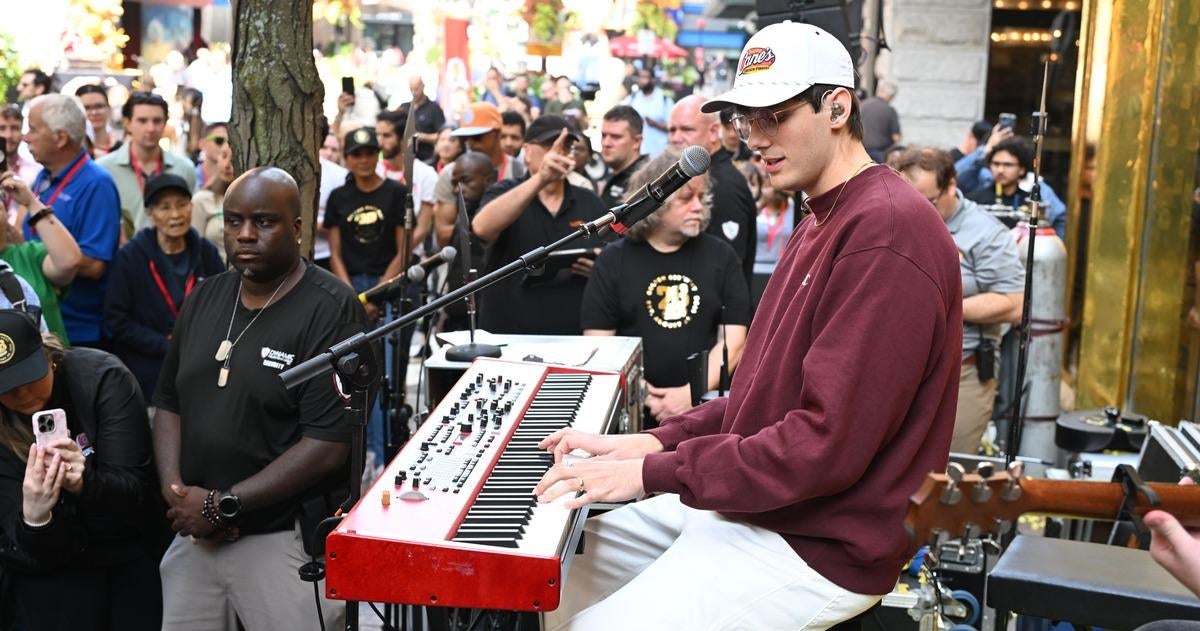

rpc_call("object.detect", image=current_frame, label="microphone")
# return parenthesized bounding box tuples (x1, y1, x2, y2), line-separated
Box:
(405, 246, 457, 283)
(610, 145, 710, 234)
(357, 246, 457, 304)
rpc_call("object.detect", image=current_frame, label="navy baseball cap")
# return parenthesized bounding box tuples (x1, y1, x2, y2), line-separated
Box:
(143, 173, 192, 208)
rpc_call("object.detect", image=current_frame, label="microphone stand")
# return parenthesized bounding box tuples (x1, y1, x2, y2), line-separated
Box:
(446, 183, 501, 362)
(383, 136, 421, 462)
(282, 204, 632, 389)
(1005, 61, 1051, 466)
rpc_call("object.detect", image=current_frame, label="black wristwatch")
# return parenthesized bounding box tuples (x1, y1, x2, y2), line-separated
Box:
(217, 491, 242, 521)
(28, 206, 54, 229)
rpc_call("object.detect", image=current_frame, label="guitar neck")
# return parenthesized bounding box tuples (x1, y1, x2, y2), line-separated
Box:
(1021, 478, 1200, 526)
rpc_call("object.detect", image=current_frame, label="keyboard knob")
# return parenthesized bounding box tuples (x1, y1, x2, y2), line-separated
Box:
(460, 421, 472, 433)
(394, 471, 407, 485)
(420, 441, 432, 452)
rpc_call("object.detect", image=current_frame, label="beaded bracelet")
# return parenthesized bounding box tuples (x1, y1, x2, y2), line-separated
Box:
(201, 489, 226, 528)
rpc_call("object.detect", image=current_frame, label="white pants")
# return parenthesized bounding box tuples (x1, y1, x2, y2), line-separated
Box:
(160, 520, 344, 631)
(543, 495, 881, 631)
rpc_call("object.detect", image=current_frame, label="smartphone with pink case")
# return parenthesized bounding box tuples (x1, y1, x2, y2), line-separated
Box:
(31, 408, 69, 448)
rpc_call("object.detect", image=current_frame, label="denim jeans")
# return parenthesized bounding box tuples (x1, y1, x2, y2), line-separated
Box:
(350, 273, 387, 468)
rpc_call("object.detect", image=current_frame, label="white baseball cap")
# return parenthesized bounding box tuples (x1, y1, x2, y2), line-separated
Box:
(701, 21, 855, 114)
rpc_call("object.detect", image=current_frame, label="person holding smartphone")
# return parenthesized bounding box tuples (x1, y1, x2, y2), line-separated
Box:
(0, 309, 163, 630)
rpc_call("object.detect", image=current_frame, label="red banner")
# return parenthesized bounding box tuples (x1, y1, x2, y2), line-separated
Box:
(441, 18, 471, 125)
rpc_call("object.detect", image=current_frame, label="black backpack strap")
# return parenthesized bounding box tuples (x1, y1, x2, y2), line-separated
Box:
(0, 269, 26, 310)
(0, 268, 43, 328)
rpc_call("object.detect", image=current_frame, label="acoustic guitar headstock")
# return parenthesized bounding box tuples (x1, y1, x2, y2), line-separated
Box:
(905, 461, 1030, 552)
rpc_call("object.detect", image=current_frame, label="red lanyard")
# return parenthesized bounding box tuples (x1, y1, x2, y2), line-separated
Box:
(764, 208, 787, 250)
(148, 260, 196, 317)
(130, 149, 163, 192)
(38, 151, 89, 206)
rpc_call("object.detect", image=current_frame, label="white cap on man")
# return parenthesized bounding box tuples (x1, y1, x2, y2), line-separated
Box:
(701, 21, 856, 114)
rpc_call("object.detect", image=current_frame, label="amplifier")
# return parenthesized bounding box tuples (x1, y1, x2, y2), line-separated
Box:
(1138, 420, 1200, 483)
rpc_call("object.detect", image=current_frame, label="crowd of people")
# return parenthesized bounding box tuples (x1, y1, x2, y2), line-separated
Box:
(0, 19, 1146, 629)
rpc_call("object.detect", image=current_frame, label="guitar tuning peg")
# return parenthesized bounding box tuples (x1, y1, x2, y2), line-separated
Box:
(976, 462, 995, 478)
(962, 523, 982, 540)
(928, 527, 948, 548)
(1001, 462, 1024, 502)
(941, 463, 965, 506)
(991, 518, 1013, 539)
(971, 474, 993, 504)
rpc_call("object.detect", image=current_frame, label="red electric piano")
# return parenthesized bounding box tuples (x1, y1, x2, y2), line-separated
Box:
(325, 359, 626, 612)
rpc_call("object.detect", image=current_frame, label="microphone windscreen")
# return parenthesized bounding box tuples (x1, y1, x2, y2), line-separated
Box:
(680, 145, 711, 177)
(442, 246, 457, 264)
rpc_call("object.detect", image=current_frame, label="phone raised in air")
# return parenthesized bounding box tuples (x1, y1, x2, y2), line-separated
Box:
(32, 408, 69, 448)
(341, 76, 355, 95)
(0, 137, 7, 173)
(998, 112, 1017, 131)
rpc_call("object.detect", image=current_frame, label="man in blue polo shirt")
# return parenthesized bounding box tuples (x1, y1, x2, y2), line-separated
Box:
(23, 93, 120, 347)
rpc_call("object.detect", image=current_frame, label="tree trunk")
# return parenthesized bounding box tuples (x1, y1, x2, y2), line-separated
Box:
(230, 0, 323, 257)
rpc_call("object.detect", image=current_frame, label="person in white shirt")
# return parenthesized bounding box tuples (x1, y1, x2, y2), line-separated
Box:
(374, 109, 435, 252)
(623, 68, 673, 157)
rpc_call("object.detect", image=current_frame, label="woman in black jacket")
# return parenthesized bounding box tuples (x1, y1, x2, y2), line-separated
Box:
(105, 174, 224, 398)
(0, 309, 162, 630)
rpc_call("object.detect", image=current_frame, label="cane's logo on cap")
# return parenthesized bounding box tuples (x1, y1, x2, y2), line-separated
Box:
(738, 47, 776, 75)
(0, 334, 13, 365)
(354, 129, 370, 144)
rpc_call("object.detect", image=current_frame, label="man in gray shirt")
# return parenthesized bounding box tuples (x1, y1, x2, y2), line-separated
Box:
(893, 148, 1025, 453)
(861, 81, 901, 162)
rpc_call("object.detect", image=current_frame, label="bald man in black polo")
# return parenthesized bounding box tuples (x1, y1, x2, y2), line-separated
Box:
(153, 167, 371, 630)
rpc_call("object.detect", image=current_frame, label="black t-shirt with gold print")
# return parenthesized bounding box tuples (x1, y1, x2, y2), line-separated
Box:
(581, 234, 751, 387)
(324, 178, 408, 276)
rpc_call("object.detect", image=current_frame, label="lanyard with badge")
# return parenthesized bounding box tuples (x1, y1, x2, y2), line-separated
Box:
(33, 150, 88, 207)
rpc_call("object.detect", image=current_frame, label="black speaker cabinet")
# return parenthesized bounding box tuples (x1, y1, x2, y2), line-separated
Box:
(754, 0, 863, 62)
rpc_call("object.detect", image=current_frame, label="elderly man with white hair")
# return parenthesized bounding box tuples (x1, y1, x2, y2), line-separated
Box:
(22, 93, 121, 347)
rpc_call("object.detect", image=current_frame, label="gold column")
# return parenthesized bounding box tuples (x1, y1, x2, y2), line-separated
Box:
(1074, 0, 1200, 420)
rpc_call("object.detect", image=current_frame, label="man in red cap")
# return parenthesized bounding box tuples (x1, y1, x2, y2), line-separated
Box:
(535, 21, 963, 629)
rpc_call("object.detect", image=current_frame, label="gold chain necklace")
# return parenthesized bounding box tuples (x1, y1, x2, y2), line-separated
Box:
(812, 161, 876, 227)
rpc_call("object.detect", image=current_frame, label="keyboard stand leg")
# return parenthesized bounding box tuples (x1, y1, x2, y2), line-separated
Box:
(424, 606, 450, 631)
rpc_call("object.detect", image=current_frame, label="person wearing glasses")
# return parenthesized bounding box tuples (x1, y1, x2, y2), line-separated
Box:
(891, 147, 1024, 454)
(74, 85, 122, 159)
(964, 136, 1067, 240)
(190, 135, 235, 259)
(581, 148, 750, 426)
(533, 22, 962, 629)
(97, 92, 197, 239)
(194, 122, 228, 189)
(668, 96, 757, 289)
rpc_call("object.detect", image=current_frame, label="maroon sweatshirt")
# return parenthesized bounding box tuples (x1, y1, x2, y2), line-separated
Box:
(642, 165, 963, 595)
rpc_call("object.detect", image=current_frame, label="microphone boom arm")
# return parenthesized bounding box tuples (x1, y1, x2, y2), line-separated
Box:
(281, 218, 612, 389)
